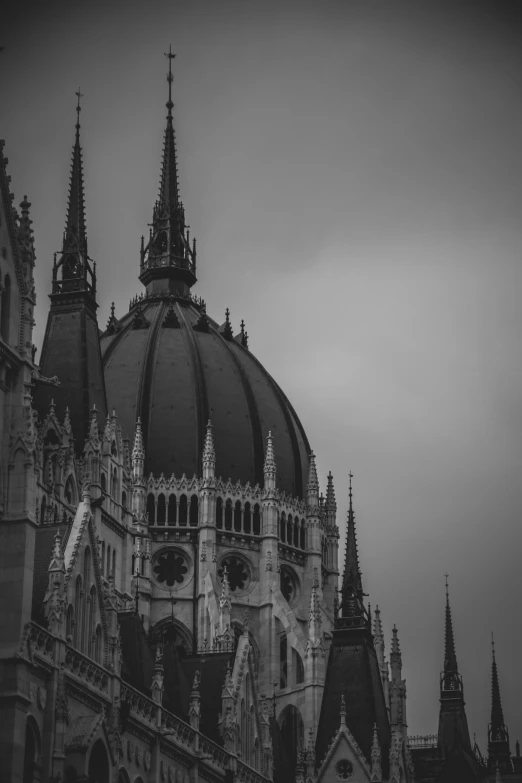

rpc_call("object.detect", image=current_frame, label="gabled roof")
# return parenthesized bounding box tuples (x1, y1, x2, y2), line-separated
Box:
(315, 718, 372, 782)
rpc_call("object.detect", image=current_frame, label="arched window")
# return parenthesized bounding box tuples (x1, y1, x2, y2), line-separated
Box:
(83, 547, 91, 588)
(101, 472, 106, 492)
(244, 502, 251, 534)
(112, 548, 116, 577)
(216, 497, 223, 529)
(23, 717, 40, 783)
(66, 604, 74, 639)
(121, 490, 127, 509)
(287, 514, 292, 544)
(1, 274, 11, 342)
(292, 648, 304, 685)
(146, 493, 155, 525)
(179, 494, 188, 526)
(106, 545, 111, 577)
(111, 468, 118, 499)
(190, 494, 199, 526)
(280, 512, 286, 542)
(300, 520, 306, 550)
(40, 496, 46, 524)
(234, 500, 242, 532)
(74, 575, 82, 648)
(168, 494, 177, 525)
(225, 499, 233, 530)
(250, 705, 256, 767)
(241, 698, 246, 758)
(95, 624, 102, 663)
(279, 705, 304, 773)
(88, 740, 110, 783)
(88, 585, 96, 657)
(111, 440, 117, 457)
(293, 518, 299, 548)
(64, 476, 75, 505)
(101, 541, 105, 576)
(157, 493, 166, 525)
(279, 633, 287, 689)
(253, 504, 261, 535)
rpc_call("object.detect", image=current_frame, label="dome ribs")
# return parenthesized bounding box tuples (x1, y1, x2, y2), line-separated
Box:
(135, 301, 165, 465)
(176, 304, 210, 475)
(213, 327, 264, 488)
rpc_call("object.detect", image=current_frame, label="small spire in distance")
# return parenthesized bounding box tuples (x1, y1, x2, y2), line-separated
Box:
(63, 89, 87, 258)
(341, 472, 364, 617)
(490, 634, 507, 741)
(442, 574, 460, 691)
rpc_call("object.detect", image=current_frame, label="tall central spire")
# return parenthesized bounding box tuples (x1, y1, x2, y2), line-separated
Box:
(340, 473, 365, 621)
(140, 48, 197, 297)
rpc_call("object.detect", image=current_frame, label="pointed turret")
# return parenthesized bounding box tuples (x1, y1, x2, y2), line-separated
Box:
(202, 419, 215, 479)
(307, 451, 319, 509)
(34, 92, 107, 446)
(43, 532, 66, 636)
(140, 48, 196, 297)
(325, 471, 336, 527)
(390, 626, 402, 683)
(437, 577, 471, 758)
(263, 431, 277, 491)
(488, 636, 511, 774)
(371, 724, 383, 782)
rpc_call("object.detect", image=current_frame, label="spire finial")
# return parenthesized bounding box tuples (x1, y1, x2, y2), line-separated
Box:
(164, 45, 175, 114)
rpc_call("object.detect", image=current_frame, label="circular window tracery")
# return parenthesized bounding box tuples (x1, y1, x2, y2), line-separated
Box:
(153, 550, 189, 587)
(336, 759, 353, 780)
(218, 555, 251, 592)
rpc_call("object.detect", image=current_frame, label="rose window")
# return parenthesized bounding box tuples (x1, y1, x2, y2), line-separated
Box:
(336, 760, 353, 780)
(218, 556, 250, 592)
(153, 551, 188, 587)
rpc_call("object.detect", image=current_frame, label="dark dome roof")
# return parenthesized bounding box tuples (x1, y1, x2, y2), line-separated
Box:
(100, 296, 311, 498)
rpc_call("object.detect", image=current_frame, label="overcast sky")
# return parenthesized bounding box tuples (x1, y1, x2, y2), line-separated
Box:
(3, 0, 522, 750)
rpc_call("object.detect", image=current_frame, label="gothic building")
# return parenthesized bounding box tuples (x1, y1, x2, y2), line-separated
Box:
(0, 55, 521, 783)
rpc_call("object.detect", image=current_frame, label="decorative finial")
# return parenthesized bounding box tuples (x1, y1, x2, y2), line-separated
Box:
(349, 471, 353, 502)
(164, 45, 176, 114)
(75, 88, 83, 130)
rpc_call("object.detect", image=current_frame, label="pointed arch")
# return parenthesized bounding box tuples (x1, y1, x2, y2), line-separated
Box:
(168, 493, 177, 525)
(157, 493, 166, 525)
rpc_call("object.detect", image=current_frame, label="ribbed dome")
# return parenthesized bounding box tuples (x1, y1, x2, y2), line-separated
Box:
(100, 296, 311, 498)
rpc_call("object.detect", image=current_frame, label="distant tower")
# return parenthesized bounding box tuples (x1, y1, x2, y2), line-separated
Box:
(437, 576, 471, 758)
(488, 636, 512, 775)
(315, 474, 391, 777)
(34, 92, 107, 445)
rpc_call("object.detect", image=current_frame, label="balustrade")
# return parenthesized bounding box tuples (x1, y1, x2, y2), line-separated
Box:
(21, 622, 56, 662)
(64, 644, 109, 695)
(120, 683, 157, 727)
(407, 734, 438, 749)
